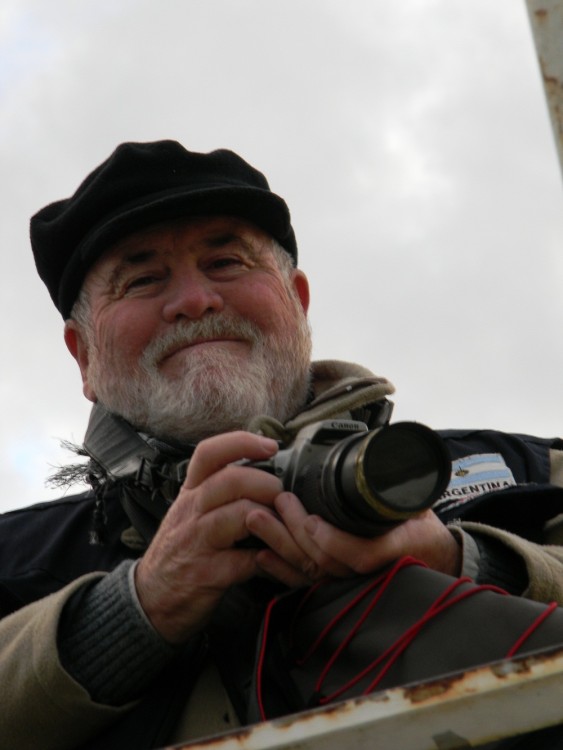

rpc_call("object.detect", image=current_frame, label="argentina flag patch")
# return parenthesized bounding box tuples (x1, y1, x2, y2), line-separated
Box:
(434, 453, 516, 514)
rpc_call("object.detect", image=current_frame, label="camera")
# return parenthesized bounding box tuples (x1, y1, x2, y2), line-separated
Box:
(84, 403, 451, 540)
(244, 419, 451, 536)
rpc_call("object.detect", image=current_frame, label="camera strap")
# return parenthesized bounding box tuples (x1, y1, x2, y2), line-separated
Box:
(83, 402, 191, 542)
(84, 402, 163, 482)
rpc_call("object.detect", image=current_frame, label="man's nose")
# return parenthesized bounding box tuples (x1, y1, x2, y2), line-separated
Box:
(161, 273, 224, 322)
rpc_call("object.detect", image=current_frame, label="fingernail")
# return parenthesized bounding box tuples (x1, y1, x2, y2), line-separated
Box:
(259, 436, 279, 453)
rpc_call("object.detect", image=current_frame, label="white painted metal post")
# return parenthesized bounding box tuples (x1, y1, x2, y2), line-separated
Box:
(526, 0, 563, 180)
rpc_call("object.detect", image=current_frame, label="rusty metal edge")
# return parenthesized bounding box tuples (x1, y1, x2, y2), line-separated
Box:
(163, 644, 563, 750)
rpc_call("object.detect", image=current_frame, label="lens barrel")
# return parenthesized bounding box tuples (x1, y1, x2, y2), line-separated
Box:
(309, 422, 451, 536)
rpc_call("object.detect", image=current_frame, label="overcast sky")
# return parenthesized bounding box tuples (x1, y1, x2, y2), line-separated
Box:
(1, 0, 562, 513)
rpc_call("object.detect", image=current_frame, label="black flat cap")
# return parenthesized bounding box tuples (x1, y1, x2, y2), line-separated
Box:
(30, 140, 297, 318)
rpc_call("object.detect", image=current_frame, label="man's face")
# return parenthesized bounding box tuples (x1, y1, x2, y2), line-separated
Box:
(65, 216, 312, 444)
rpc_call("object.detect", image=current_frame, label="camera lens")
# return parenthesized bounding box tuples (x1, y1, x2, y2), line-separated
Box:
(355, 422, 451, 516)
(319, 422, 451, 535)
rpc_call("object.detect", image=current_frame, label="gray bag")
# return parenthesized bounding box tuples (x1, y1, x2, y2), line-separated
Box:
(248, 557, 563, 723)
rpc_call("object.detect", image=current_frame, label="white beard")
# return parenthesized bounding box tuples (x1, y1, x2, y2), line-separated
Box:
(86, 311, 312, 445)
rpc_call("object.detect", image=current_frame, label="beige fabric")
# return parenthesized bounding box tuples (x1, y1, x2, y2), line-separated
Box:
(459, 520, 563, 603)
(0, 574, 137, 750)
(0, 572, 239, 750)
(549, 446, 563, 487)
(247, 360, 395, 442)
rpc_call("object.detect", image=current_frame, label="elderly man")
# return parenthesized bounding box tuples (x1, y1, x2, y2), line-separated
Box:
(2, 140, 563, 749)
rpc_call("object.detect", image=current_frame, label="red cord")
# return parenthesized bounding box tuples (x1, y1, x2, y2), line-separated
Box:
(318, 577, 508, 703)
(360, 582, 508, 696)
(317, 576, 479, 702)
(312, 558, 424, 691)
(505, 601, 559, 658)
(256, 596, 278, 721)
(294, 571, 387, 665)
(296, 557, 422, 666)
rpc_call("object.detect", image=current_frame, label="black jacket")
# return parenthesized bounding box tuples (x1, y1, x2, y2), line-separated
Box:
(1, 428, 563, 749)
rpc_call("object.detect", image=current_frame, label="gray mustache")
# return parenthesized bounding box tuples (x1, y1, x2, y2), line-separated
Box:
(141, 316, 261, 364)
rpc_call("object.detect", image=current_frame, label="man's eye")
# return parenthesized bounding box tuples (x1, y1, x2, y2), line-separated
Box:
(125, 275, 161, 291)
(209, 256, 244, 270)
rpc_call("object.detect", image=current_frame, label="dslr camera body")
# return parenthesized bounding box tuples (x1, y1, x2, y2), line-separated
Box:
(244, 419, 451, 536)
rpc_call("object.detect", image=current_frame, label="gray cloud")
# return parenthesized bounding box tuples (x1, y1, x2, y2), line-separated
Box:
(1, 0, 562, 512)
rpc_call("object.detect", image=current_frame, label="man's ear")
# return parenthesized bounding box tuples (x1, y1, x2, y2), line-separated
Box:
(291, 269, 310, 314)
(64, 321, 97, 402)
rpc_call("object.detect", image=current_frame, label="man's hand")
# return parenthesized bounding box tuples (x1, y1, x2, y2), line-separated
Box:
(134, 432, 282, 643)
(253, 492, 462, 581)
(134, 432, 321, 645)
(134, 430, 461, 645)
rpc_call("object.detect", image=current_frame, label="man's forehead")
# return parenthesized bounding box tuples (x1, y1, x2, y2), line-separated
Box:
(99, 215, 273, 266)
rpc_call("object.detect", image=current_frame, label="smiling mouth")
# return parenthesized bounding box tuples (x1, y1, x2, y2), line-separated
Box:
(160, 338, 247, 363)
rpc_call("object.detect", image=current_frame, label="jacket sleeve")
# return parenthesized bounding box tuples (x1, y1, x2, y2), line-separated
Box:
(550, 446, 563, 487)
(0, 574, 137, 750)
(441, 435, 563, 603)
(459, 520, 563, 604)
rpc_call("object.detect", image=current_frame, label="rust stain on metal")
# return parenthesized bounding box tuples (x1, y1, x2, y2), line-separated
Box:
(527, 0, 563, 172)
(539, 56, 563, 91)
(404, 673, 465, 704)
(491, 659, 533, 679)
(266, 706, 346, 734)
(494, 645, 563, 675)
(537, 52, 563, 138)
(403, 645, 563, 704)
(269, 692, 383, 730)
(543, 73, 562, 86)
